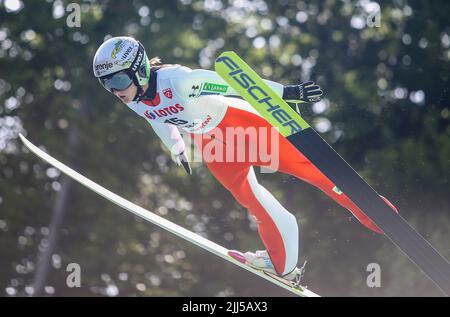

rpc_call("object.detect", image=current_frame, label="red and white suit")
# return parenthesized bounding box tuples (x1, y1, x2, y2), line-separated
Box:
(127, 65, 398, 275)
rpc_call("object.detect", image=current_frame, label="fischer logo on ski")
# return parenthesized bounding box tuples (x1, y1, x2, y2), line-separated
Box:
(216, 55, 305, 136)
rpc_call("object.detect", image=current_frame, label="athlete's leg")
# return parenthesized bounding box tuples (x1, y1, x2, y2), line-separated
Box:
(274, 128, 399, 234)
(191, 132, 299, 275)
(212, 105, 399, 234)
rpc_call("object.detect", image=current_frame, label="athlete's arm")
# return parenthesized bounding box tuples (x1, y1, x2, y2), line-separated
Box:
(145, 120, 191, 175)
(171, 66, 323, 105)
(144, 118, 186, 156)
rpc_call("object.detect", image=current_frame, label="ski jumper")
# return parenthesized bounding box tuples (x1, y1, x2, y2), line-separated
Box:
(127, 65, 398, 276)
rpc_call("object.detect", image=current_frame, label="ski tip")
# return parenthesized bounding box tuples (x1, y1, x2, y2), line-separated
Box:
(215, 51, 237, 62)
(228, 250, 246, 264)
(18, 133, 32, 149)
(217, 50, 234, 56)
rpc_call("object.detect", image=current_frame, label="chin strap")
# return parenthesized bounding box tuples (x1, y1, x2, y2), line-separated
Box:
(135, 69, 157, 102)
(133, 85, 144, 102)
(129, 41, 147, 102)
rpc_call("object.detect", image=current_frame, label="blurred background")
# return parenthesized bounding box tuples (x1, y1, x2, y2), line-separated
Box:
(0, 0, 449, 297)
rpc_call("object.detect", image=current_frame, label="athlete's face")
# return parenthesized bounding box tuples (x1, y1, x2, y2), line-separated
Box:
(112, 83, 137, 104)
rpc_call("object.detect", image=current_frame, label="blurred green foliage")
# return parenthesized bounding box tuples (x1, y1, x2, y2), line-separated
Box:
(0, 0, 449, 296)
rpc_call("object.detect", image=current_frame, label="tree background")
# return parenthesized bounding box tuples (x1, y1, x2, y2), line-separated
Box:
(0, 0, 449, 296)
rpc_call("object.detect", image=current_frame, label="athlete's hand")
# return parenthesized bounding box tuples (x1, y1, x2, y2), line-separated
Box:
(171, 151, 192, 175)
(283, 81, 323, 103)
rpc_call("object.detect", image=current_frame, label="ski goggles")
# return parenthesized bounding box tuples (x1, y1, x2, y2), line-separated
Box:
(99, 71, 134, 92)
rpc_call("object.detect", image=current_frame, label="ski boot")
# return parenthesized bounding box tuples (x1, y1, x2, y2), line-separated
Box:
(228, 249, 307, 288)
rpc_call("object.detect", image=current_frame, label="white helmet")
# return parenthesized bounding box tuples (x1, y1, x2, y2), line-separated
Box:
(93, 36, 151, 100)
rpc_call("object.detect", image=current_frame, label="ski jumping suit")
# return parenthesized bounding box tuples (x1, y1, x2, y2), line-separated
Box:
(127, 65, 398, 276)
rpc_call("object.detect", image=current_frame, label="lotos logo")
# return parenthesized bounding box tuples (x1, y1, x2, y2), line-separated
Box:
(144, 104, 185, 120)
(163, 88, 173, 99)
(144, 111, 156, 120)
(95, 62, 114, 73)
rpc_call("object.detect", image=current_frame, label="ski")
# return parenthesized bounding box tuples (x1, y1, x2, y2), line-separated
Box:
(215, 51, 450, 296)
(19, 133, 319, 297)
